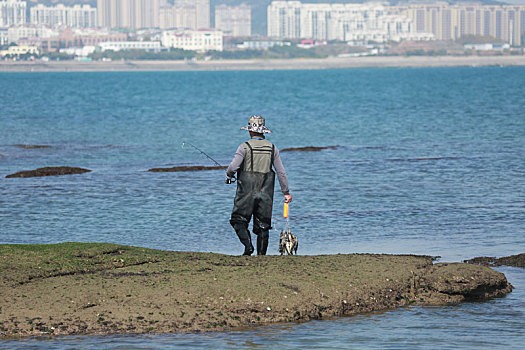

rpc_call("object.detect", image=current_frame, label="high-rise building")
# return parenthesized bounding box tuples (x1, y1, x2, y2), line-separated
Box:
(267, 1, 427, 42)
(215, 3, 251, 37)
(97, 0, 159, 29)
(267, 1, 302, 39)
(30, 4, 97, 28)
(389, 3, 525, 46)
(0, 0, 27, 28)
(160, 0, 209, 30)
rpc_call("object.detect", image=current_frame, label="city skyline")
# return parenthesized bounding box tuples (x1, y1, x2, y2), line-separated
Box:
(2, 0, 525, 58)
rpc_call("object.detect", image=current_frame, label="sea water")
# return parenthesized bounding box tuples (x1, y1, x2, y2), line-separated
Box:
(0, 68, 524, 349)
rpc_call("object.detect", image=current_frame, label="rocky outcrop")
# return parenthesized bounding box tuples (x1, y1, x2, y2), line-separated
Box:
(6, 167, 91, 178)
(464, 253, 525, 268)
(148, 165, 226, 172)
(416, 263, 513, 304)
(0, 244, 512, 338)
(281, 146, 337, 152)
(15, 144, 52, 149)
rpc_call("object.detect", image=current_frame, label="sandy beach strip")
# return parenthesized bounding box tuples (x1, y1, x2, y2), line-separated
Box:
(1, 55, 525, 72)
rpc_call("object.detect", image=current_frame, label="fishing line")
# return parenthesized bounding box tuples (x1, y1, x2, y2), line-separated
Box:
(182, 141, 236, 181)
(181, 141, 224, 167)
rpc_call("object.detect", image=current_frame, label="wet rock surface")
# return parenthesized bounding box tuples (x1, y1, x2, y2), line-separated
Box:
(148, 165, 227, 172)
(14, 144, 52, 149)
(420, 263, 513, 302)
(464, 253, 525, 268)
(281, 146, 338, 152)
(0, 244, 513, 338)
(6, 167, 91, 178)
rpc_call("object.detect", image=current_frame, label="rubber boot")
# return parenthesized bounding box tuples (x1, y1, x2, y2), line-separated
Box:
(256, 230, 269, 255)
(234, 224, 254, 256)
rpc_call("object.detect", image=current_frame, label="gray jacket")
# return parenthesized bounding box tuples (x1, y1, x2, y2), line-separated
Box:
(226, 138, 290, 195)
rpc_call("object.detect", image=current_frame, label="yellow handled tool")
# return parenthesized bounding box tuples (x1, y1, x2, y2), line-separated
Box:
(283, 202, 289, 218)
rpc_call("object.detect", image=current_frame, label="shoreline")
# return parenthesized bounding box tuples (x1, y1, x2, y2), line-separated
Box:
(1, 55, 525, 72)
(0, 243, 513, 338)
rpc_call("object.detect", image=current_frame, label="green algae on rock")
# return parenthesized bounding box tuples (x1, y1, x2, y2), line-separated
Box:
(0, 243, 513, 338)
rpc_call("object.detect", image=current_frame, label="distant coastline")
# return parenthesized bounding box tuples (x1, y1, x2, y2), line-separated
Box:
(2, 55, 525, 72)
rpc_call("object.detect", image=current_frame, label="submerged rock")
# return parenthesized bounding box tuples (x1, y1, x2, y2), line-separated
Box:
(15, 144, 52, 149)
(281, 146, 337, 152)
(6, 166, 91, 178)
(149, 165, 226, 172)
(464, 253, 525, 268)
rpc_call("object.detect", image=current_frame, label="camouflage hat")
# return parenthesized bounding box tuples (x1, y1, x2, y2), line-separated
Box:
(240, 115, 272, 134)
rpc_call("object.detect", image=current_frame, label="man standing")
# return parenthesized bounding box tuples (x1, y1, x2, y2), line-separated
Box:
(226, 116, 292, 256)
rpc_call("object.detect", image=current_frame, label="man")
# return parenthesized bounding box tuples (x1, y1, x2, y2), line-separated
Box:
(226, 115, 292, 256)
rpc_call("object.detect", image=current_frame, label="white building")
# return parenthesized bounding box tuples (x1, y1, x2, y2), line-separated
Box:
(0, 28, 7, 44)
(160, 0, 209, 30)
(389, 3, 525, 46)
(161, 29, 222, 51)
(267, 1, 432, 43)
(464, 43, 510, 51)
(215, 3, 251, 37)
(98, 40, 161, 52)
(60, 45, 96, 57)
(30, 4, 97, 28)
(0, 0, 27, 28)
(267, 1, 302, 39)
(0, 44, 38, 56)
(237, 40, 290, 50)
(97, 0, 160, 29)
(7, 25, 58, 43)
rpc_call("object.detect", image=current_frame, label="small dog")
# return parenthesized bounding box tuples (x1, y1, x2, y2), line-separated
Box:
(279, 230, 298, 255)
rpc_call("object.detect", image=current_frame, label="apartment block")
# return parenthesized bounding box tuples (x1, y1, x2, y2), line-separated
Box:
(0, 0, 26, 27)
(97, 0, 160, 29)
(159, 0, 210, 30)
(215, 3, 251, 37)
(389, 3, 525, 46)
(37, 28, 127, 52)
(0, 28, 8, 44)
(30, 4, 97, 28)
(267, 1, 429, 42)
(267, 1, 302, 39)
(6, 25, 58, 43)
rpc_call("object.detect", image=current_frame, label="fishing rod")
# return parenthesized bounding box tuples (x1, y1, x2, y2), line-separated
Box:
(181, 141, 236, 182)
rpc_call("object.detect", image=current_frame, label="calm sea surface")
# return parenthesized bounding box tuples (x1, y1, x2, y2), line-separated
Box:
(0, 68, 524, 349)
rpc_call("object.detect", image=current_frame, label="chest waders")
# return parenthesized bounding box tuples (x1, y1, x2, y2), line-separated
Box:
(230, 139, 275, 255)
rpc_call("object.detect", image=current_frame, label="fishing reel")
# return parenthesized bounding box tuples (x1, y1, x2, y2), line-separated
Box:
(225, 177, 237, 184)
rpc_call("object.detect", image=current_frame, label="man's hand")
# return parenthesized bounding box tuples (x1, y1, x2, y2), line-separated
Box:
(284, 194, 292, 203)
